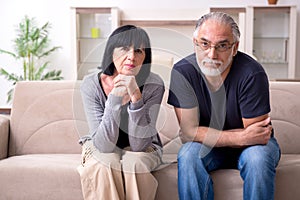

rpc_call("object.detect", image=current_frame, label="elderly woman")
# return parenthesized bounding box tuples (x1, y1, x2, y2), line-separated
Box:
(77, 25, 165, 200)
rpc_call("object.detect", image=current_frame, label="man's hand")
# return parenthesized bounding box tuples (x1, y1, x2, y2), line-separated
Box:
(174, 107, 273, 148)
(239, 117, 272, 146)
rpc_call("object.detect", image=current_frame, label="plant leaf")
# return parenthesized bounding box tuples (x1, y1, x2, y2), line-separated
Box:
(38, 46, 61, 58)
(34, 62, 49, 80)
(6, 88, 15, 104)
(41, 70, 63, 80)
(0, 68, 21, 82)
(1, 15, 63, 103)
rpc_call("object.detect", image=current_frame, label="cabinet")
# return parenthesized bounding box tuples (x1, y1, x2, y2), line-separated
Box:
(70, 7, 119, 79)
(245, 5, 297, 80)
(210, 5, 297, 80)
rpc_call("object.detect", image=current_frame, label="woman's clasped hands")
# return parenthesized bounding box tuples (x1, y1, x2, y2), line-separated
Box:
(111, 74, 141, 104)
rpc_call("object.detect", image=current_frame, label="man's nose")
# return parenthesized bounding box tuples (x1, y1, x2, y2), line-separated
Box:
(207, 46, 218, 59)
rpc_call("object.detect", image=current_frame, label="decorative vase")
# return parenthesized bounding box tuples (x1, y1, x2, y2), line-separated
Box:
(91, 27, 100, 38)
(268, 0, 278, 5)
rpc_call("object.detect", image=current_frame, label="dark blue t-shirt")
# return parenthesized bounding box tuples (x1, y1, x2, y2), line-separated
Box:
(167, 51, 271, 130)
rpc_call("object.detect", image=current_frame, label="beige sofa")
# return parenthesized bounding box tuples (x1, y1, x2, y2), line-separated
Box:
(0, 80, 300, 200)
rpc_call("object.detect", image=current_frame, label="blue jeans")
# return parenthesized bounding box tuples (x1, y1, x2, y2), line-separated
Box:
(177, 137, 281, 200)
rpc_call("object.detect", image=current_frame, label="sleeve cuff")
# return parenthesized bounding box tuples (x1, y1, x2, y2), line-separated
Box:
(129, 98, 144, 110)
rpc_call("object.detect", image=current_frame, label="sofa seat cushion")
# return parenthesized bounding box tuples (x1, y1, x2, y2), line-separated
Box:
(153, 162, 178, 200)
(153, 162, 243, 200)
(153, 153, 300, 200)
(1, 153, 299, 200)
(0, 154, 83, 200)
(211, 154, 300, 200)
(275, 154, 300, 200)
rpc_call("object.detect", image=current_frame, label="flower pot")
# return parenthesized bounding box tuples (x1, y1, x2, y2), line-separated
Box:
(268, 0, 278, 5)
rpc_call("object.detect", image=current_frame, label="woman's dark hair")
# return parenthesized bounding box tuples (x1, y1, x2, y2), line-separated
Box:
(100, 25, 152, 87)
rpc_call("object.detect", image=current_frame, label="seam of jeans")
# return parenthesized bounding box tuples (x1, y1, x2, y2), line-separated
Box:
(203, 175, 211, 200)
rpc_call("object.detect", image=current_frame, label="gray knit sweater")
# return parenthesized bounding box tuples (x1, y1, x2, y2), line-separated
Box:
(79, 71, 165, 153)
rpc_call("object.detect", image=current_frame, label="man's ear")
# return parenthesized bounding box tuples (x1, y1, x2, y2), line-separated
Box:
(233, 41, 239, 56)
(193, 38, 198, 52)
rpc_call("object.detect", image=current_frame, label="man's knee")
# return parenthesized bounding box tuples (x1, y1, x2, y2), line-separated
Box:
(238, 144, 279, 172)
(178, 142, 206, 170)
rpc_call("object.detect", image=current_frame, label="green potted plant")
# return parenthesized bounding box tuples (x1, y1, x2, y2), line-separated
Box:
(0, 15, 63, 103)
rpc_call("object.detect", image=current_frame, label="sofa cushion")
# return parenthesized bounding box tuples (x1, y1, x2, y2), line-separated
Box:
(275, 154, 300, 200)
(156, 90, 180, 143)
(270, 81, 300, 154)
(153, 163, 244, 200)
(153, 163, 178, 200)
(0, 115, 9, 159)
(0, 154, 83, 200)
(9, 81, 88, 156)
(153, 154, 300, 200)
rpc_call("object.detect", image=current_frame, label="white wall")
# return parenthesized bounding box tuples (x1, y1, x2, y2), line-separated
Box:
(1, 0, 300, 107)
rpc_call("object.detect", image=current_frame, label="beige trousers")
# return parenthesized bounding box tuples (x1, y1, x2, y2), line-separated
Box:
(77, 141, 162, 200)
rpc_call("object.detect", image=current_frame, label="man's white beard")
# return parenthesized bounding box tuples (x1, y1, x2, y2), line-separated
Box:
(197, 56, 232, 77)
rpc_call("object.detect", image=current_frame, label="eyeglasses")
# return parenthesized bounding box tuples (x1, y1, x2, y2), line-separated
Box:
(194, 40, 236, 53)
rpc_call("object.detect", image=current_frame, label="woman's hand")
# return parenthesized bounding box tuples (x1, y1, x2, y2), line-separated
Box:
(113, 74, 142, 103)
(111, 84, 127, 97)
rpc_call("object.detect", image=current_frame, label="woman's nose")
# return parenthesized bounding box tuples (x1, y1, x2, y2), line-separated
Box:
(126, 48, 135, 60)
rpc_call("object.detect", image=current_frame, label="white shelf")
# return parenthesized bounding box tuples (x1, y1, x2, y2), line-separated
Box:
(70, 5, 297, 80)
(70, 7, 119, 79)
(210, 5, 297, 80)
(246, 5, 297, 79)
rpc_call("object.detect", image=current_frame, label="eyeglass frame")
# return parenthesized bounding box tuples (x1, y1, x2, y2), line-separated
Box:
(193, 39, 237, 53)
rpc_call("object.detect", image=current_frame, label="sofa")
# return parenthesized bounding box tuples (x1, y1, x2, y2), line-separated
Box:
(0, 80, 300, 200)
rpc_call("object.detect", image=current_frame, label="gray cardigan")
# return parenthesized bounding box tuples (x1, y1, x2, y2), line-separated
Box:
(79, 71, 165, 153)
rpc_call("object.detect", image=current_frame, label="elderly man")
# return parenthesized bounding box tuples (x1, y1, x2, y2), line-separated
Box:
(168, 12, 281, 200)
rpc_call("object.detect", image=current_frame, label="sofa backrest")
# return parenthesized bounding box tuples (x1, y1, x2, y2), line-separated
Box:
(151, 56, 182, 154)
(8, 80, 300, 156)
(269, 81, 300, 154)
(9, 80, 180, 156)
(156, 81, 300, 155)
(9, 81, 87, 156)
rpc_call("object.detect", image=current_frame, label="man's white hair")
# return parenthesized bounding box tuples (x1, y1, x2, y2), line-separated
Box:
(193, 12, 240, 42)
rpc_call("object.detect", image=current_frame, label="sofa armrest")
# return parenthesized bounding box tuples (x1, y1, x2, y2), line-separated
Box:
(0, 115, 10, 159)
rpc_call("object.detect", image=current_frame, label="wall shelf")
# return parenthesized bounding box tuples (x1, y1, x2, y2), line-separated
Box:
(210, 5, 297, 80)
(120, 20, 197, 27)
(70, 6, 120, 79)
(246, 5, 297, 80)
(70, 5, 297, 80)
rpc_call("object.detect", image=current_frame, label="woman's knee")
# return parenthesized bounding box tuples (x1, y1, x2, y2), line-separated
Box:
(122, 151, 161, 173)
